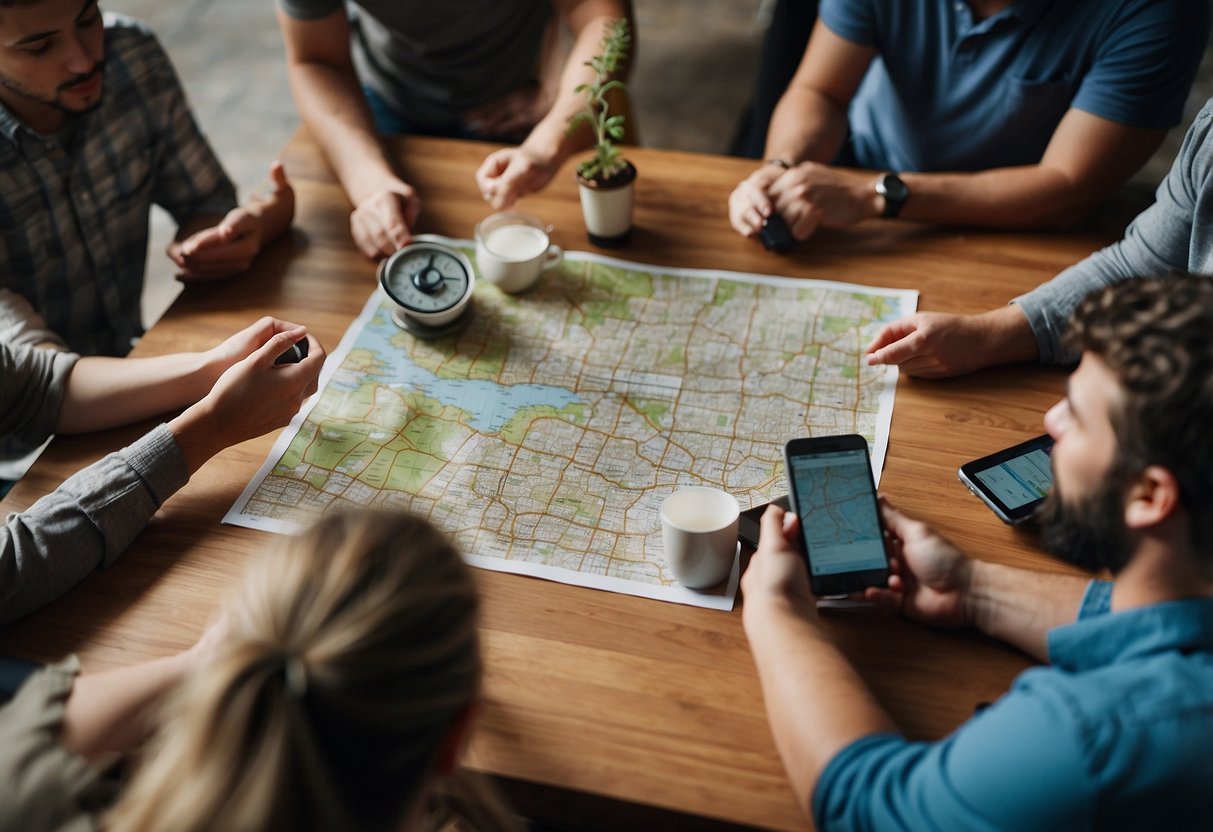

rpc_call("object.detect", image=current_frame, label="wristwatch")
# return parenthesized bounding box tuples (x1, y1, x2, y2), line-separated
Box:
(875, 172, 909, 219)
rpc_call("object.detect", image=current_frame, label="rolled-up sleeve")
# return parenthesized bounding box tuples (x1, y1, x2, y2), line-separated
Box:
(0, 424, 189, 625)
(1013, 103, 1212, 365)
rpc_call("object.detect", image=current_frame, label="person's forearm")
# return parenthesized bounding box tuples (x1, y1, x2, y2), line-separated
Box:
(56, 352, 219, 434)
(744, 598, 897, 814)
(244, 185, 295, 244)
(970, 305, 1041, 367)
(964, 561, 1089, 661)
(898, 165, 1108, 229)
(522, 12, 624, 167)
(764, 86, 849, 166)
(0, 427, 188, 626)
(286, 60, 403, 206)
(60, 650, 194, 759)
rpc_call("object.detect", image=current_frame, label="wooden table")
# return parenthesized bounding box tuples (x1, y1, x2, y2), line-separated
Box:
(0, 133, 1117, 830)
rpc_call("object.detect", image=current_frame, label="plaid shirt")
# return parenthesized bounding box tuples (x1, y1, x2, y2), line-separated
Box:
(0, 14, 236, 357)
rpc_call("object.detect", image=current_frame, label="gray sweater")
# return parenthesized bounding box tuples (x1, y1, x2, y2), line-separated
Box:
(1015, 98, 1213, 364)
(1, 344, 189, 625)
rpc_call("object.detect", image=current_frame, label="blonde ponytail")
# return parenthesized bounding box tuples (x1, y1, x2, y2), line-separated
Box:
(109, 510, 513, 832)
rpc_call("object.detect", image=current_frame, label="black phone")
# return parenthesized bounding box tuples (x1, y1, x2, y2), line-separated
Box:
(784, 435, 889, 596)
(738, 495, 790, 548)
(759, 213, 794, 253)
(957, 434, 1054, 524)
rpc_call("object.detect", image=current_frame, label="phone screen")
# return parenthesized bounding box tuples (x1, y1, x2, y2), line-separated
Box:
(972, 447, 1052, 509)
(788, 447, 886, 577)
(959, 434, 1055, 524)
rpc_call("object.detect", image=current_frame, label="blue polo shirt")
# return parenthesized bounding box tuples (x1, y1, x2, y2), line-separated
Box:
(820, 0, 1210, 172)
(813, 581, 1213, 830)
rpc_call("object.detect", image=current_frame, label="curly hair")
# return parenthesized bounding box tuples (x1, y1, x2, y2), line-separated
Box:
(1066, 273, 1213, 564)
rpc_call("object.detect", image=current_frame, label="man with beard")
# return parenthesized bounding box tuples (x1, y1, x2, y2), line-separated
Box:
(742, 274, 1213, 829)
(0, 0, 295, 358)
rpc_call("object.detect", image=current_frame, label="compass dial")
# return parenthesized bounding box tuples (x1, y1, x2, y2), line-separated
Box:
(379, 240, 475, 326)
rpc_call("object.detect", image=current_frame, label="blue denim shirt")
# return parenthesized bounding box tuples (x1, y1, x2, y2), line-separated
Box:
(814, 581, 1213, 831)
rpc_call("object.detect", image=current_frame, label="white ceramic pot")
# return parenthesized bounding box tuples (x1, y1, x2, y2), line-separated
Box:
(577, 161, 636, 247)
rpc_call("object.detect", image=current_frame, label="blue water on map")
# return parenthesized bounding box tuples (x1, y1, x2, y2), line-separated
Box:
(332, 305, 584, 434)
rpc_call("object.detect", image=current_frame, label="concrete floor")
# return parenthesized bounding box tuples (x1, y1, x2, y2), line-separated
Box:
(116, 1, 1211, 328)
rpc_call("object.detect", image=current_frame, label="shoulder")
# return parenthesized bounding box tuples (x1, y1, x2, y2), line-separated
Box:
(1173, 100, 1213, 193)
(102, 12, 177, 89)
(1091, 0, 1209, 50)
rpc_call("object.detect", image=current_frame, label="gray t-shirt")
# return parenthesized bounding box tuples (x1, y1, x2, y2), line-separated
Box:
(0, 342, 77, 450)
(1014, 98, 1213, 364)
(278, 0, 553, 129)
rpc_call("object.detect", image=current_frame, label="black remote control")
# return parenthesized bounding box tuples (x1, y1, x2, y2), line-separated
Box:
(274, 338, 309, 366)
(759, 213, 794, 253)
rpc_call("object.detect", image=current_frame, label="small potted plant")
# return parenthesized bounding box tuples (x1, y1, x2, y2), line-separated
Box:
(569, 18, 635, 248)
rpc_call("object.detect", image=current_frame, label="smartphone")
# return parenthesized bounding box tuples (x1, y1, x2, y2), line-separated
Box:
(759, 213, 794, 253)
(957, 434, 1054, 524)
(738, 495, 790, 548)
(784, 435, 889, 596)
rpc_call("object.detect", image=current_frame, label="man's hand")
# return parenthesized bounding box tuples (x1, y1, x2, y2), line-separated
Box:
(464, 81, 553, 141)
(865, 306, 1040, 378)
(864, 499, 974, 629)
(741, 504, 817, 613)
(199, 316, 310, 388)
(729, 163, 881, 241)
(350, 183, 421, 260)
(767, 164, 880, 240)
(729, 164, 785, 237)
(169, 207, 264, 281)
(169, 324, 325, 473)
(475, 146, 558, 211)
(167, 162, 296, 282)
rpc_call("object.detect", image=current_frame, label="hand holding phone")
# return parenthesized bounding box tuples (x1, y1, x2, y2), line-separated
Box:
(784, 435, 889, 596)
(759, 213, 794, 253)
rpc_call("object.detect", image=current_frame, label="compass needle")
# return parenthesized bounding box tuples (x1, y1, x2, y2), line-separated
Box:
(378, 238, 475, 338)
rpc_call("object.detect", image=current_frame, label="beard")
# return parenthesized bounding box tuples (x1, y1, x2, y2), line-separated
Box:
(1036, 471, 1134, 575)
(0, 60, 106, 117)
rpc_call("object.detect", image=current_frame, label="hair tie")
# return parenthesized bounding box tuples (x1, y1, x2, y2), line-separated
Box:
(284, 655, 308, 699)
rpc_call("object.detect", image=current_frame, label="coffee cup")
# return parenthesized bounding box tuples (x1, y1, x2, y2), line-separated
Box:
(474, 212, 563, 293)
(660, 486, 740, 589)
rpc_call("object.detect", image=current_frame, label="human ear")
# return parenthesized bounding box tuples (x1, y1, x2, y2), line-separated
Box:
(1123, 465, 1179, 530)
(434, 700, 480, 776)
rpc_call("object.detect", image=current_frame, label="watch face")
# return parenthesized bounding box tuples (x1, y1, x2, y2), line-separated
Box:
(880, 174, 908, 203)
(380, 243, 473, 315)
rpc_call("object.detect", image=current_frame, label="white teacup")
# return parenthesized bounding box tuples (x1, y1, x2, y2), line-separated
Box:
(660, 486, 740, 589)
(474, 212, 563, 293)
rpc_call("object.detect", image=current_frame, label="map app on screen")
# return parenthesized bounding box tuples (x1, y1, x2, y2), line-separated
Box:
(789, 448, 886, 576)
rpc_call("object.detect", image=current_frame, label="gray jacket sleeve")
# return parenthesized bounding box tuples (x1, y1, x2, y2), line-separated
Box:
(1013, 101, 1213, 365)
(0, 424, 190, 625)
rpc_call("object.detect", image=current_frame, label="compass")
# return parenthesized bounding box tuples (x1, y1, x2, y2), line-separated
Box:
(377, 236, 475, 338)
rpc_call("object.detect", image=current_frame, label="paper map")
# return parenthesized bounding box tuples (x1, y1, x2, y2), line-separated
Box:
(225, 241, 917, 609)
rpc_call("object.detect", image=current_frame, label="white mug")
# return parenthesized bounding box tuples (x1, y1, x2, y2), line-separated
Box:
(660, 486, 740, 589)
(474, 212, 563, 293)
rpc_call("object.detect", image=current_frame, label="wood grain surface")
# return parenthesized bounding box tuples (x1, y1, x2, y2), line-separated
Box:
(0, 133, 1117, 831)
